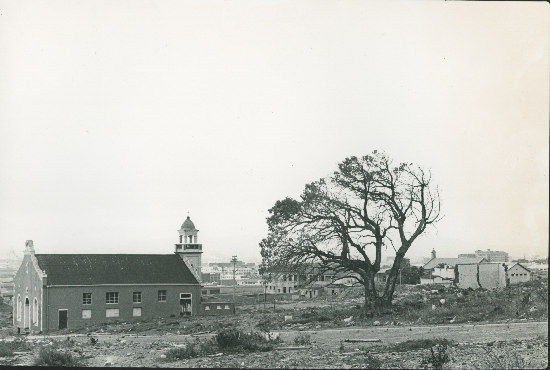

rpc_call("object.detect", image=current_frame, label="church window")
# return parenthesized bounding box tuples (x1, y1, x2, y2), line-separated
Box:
(158, 290, 167, 302)
(33, 298, 38, 324)
(82, 293, 92, 305)
(106, 292, 119, 304)
(17, 295, 21, 321)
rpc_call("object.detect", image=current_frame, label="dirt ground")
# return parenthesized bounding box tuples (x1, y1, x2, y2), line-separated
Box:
(0, 322, 547, 368)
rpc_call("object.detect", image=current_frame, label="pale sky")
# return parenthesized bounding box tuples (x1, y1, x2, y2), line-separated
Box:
(0, 1, 548, 264)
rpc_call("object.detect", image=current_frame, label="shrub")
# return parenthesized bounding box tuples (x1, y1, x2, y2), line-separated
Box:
(216, 328, 280, 352)
(164, 339, 217, 360)
(420, 343, 450, 370)
(34, 348, 84, 367)
(293, 333, 311, 346)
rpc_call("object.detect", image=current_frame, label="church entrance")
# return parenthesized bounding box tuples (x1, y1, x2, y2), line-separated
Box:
(180, 293, 192, 316)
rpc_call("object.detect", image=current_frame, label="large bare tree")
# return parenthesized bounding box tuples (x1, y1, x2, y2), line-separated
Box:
(259, 151, 442, 310)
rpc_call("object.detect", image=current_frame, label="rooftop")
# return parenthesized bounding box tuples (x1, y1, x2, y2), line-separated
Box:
(35, 254, 200, 286)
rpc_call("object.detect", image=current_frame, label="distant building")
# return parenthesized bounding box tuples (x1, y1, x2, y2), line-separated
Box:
(265, 263, 360, 298)
(458, 249, 509, 262)
(421, 250, 486, 286)
(456, 262, 507, 289)
(508, 263, 531, 285)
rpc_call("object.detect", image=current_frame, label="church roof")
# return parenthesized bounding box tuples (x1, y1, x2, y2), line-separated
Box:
(181, 216, 196, 230)
(35, 254, 200, 286)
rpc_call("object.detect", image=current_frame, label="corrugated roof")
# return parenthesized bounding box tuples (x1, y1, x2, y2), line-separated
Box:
(35, 254, 200, 286)
(423, 257, 486, 270)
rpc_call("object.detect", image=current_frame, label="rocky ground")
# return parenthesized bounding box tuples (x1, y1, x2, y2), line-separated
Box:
(0, 326, 547, 368)
(0, 280, 547, 368)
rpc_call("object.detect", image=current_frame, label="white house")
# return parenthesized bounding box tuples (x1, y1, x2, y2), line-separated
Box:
(508, 263, 531, 285)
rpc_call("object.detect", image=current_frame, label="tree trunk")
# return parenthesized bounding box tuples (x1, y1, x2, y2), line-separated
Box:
(382, 252, 407, 307)
(362, 271, 385, 313)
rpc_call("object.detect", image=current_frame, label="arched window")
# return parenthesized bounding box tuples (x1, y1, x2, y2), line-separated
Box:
(17, 295, 21, 321)
(33, 298, 38, 324)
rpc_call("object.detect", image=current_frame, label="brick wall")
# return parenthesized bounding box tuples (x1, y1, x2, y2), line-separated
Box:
(43, 284, 201, 332)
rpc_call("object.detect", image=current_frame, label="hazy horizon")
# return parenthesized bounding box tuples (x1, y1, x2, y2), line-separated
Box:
(1, 1, 548, 265)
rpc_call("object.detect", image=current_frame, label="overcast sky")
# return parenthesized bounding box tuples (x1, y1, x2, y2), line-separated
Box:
(0, 1, 548, 264)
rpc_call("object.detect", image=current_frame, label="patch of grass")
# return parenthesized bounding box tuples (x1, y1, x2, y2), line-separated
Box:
(33, 348, 84, 367)
(0, 339, 31, 357)
(376, 338, 453, 353)
(293, 332, 311, 346)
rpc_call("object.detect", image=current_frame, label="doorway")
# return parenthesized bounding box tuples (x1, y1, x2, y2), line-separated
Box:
(58, 310, 68, 329)
(179, 293, 192, 316)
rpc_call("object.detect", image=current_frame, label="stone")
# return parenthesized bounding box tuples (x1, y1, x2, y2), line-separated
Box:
(160, 354, 167, 359)
(373, 321, 380, 326)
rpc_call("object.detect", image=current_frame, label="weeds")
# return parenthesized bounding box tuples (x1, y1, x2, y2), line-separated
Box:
(293, 332, 311, 346)
(33, 348, 84, 367)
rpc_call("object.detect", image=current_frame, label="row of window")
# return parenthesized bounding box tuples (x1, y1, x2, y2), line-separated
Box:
(281, 274, 334, 282)
(81, 307, 141, 319)
(82, 291, 168, 305)
(204, 305, 231, 311)
(510, 273, 528, 277)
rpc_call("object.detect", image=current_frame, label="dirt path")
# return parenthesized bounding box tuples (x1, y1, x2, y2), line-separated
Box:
(278, 321, 548, 349)
(28, 320, 547, 345)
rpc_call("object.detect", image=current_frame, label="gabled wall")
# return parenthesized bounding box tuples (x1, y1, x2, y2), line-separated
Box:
(13, 253, 46, 333)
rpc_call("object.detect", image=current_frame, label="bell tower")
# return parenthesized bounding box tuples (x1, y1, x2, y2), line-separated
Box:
(175, 216, 203, 282)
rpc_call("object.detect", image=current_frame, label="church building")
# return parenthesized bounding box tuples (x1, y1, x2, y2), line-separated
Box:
(13, 216, 204, 333)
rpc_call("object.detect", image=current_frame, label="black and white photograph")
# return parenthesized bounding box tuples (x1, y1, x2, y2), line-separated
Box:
(0, 0, 548, 368)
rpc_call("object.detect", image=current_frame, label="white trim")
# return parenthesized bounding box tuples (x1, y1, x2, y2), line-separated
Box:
(46, 283, 200, 287)
(40, 287, 43, 332)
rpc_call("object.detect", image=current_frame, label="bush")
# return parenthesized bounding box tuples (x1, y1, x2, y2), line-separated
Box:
(293, 333, 311, 346)
(164, 339, 217, 360)
(216, 328, 280, 352)
(0, 339, 31, 357)
(34, 348, 84, 367)
(420, 343, 451, 370)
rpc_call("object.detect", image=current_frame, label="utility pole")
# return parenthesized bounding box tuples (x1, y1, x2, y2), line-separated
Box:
(231, 255, 237, 312)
